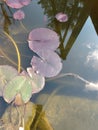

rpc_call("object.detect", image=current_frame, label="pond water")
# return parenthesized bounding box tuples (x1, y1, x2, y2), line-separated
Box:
(0, 0, 98, 130)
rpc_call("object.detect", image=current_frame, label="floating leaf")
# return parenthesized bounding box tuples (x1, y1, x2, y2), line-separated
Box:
(20, 69, 45, 94)
(13, 9, 25, 20)
(3, 75, 33, 104)
(55, 12, 68, 22)
(0, 65, 18, 96)
(28, 28, 60, 53)
(31, 50, 62, 77)
(3, 70, 45, 104)
(27, 67, 45, 94)
(5, 0, 31, 9)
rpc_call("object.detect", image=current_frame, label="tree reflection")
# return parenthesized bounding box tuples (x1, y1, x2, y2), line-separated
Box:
(38, 0, 96, 60)
(0, 2, 13, 34)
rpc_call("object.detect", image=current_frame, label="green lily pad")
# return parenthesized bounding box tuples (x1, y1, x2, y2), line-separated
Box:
(0, 65, 18, 96)
(3, 75, 33, 103)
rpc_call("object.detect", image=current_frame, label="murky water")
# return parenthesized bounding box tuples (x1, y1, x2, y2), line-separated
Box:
(0, 0, 98, 129)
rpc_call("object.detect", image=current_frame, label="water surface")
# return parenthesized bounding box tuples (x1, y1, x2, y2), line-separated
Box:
(0, 0, 98, 129)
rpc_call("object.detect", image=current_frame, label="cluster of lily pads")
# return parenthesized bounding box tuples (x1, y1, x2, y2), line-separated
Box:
(4, 0, 68, 21)
(0, 65, 45, 105)
(0, 27, 63, 105)
(0, 0, 69, 105)
(4, 0, 31, 20)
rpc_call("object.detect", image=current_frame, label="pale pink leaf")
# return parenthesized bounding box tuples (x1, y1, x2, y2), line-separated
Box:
(5, 0, 31, 9)
(55, 12, 68, 22)
(27, 67, 45, 94)
(13, 10, 25, 20)
(31, 50, 62, 77)
(28, 28, 60, 53)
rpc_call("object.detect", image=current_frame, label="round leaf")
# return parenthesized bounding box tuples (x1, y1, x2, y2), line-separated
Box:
(5, 0, 31, 9)
(0, 65, 18, 96)
(28, 28, 60, 53)
(27, 67, 45, 94)
(31, 50, 62, 77)
(13, 9, 25, 20)
(55, 12, 68, 22)
(3, 76, 33, 103)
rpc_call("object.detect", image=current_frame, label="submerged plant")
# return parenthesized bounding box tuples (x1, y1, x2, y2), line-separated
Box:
(4, 0, 31, 20)
(13, 9, 25, 20)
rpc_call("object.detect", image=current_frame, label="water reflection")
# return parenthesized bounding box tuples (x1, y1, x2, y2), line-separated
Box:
(38, 0, 97, 59)
(0, 1, 98, 130)
(0, 2, 13, 33)
(0, 0, 97, 62)
(90, 0, 98, 35)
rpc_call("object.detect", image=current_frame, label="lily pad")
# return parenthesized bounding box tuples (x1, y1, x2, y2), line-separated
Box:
(27, 67, 45, 94)
(5, 0, 31, 9)
(31, 50, 62, 77)
(28, 28, 60, 53)
(55, 12, 68, 22)
(0, 65, 18, 96)
(3, 75, 33, 104)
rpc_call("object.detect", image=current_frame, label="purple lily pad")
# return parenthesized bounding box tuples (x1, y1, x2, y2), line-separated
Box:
(55, 12, 68, 22)
(13, 10, 25, 20)
(5, 0, 31, 9)
(31, 50, 62, 77)
(28, 28, 60, 53)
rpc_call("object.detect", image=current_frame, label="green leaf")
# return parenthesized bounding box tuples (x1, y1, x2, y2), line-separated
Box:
(0, 65, 18, 96)
(3, 75, 33, 103)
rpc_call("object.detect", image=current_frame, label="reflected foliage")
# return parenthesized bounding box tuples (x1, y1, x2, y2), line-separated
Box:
(90, 0, 98, 35)
(38, 0, 96, 59)
(0, 2, 13, 33)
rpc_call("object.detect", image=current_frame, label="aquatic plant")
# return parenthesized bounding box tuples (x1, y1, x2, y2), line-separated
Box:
(13, 9, 25, 20)
(0, 2, 64, 130)
(55, 12, 68, 22)
(28, 28, 62, 77)
(0, 1, 98, 130)
(0, 65, 45, 105)
(4, 0, 31, 9)
(4, 0, 31, 20)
